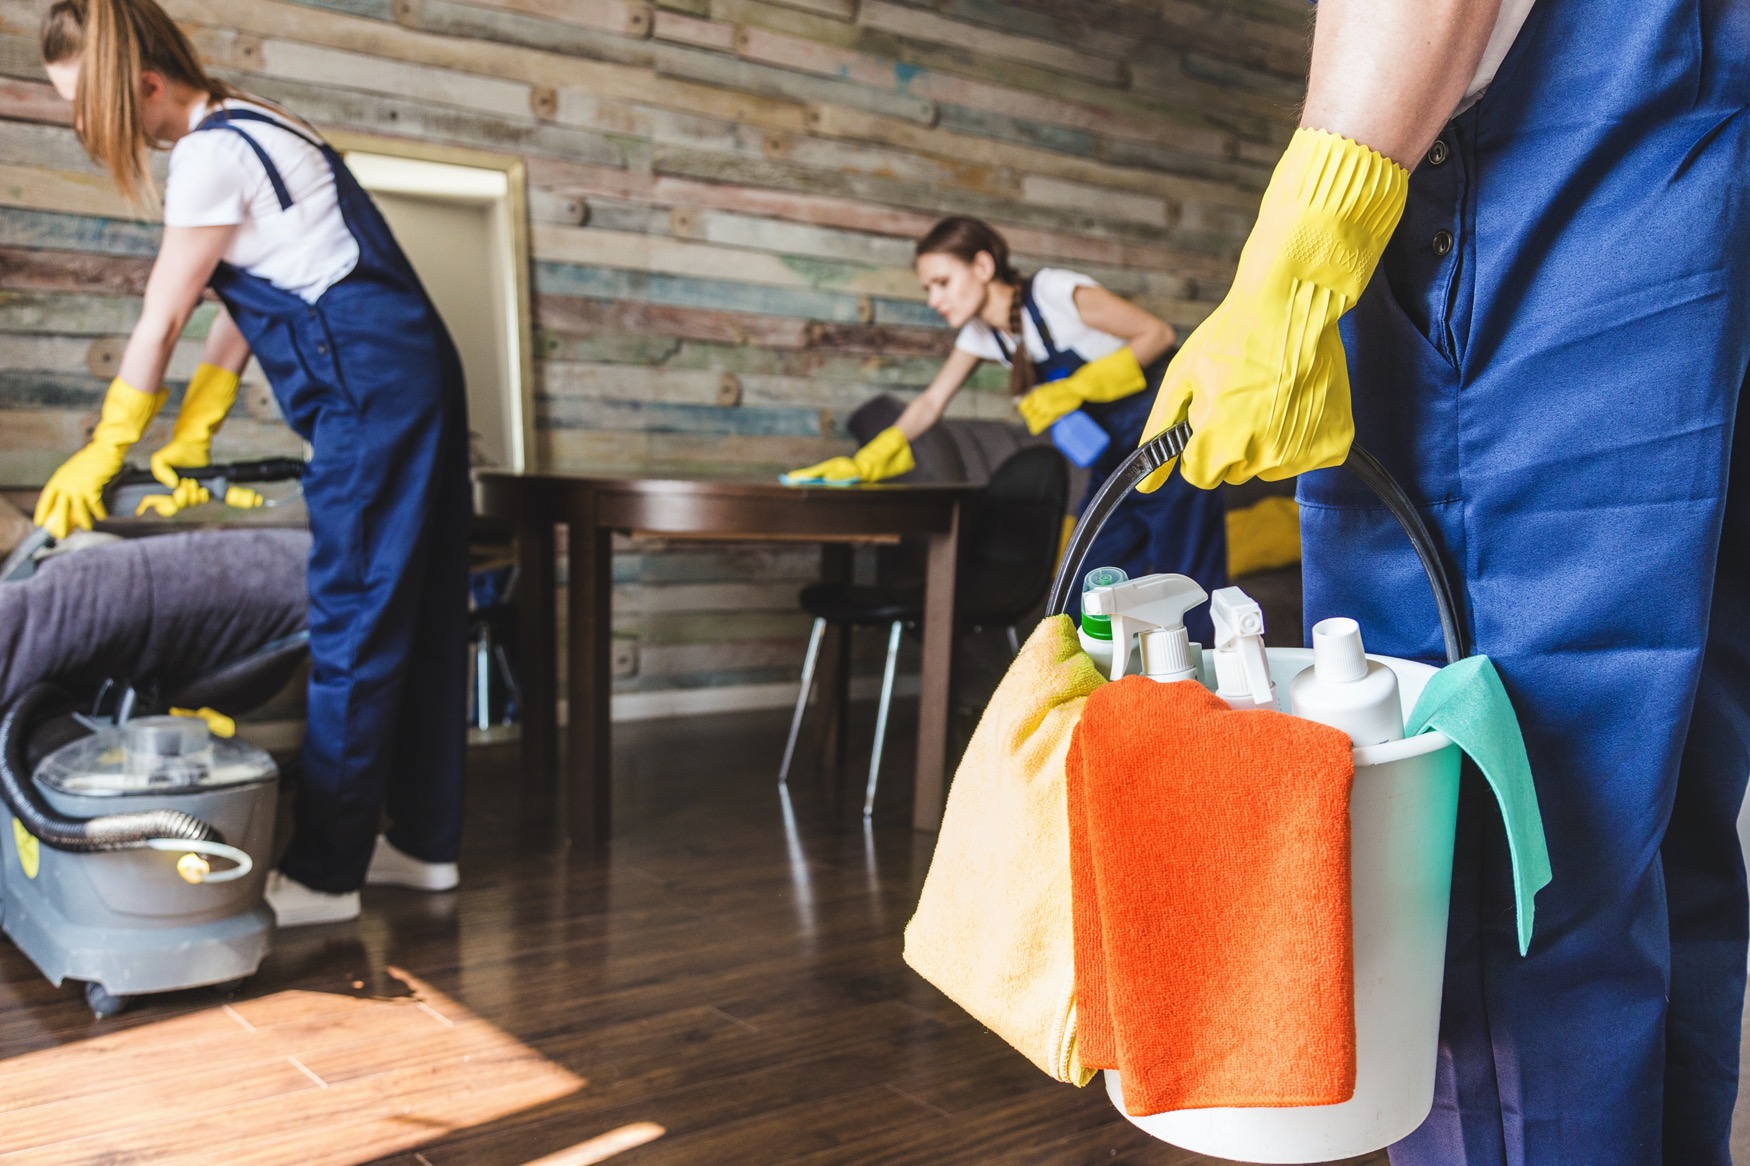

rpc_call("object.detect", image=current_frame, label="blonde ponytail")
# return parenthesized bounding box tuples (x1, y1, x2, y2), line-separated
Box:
(41, 0, 242, 208)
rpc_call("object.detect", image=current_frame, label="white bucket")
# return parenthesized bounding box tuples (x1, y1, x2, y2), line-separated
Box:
(1107, 647, 1462, 1163)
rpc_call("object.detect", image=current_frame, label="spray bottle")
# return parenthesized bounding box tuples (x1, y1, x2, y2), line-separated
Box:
(1080, 573, 1208, 683)
(1209, 586, 1276, 710)
(1077, 566, 1129, 676)
(1289, 616, 1405, 746)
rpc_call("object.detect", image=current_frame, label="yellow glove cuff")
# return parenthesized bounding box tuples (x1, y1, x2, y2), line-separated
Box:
(93, 377, 167, 448)
(852, 426, 915, 483)
(1065, 347, 1148, 404)
(1238, 128, 1409, 305)
(174, 363, 241, 439)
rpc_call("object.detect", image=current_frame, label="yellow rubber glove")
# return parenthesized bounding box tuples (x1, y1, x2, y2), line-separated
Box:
(1139, 129, 1408, 491)
(33, 378, 166, 538)
(1016, 348, 1148, 436)
(783, 426, 915, 485)
(149, 362, 240, 490)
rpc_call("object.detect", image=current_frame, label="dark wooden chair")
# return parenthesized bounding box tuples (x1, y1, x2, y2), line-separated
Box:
(778, 443, 1069, 816)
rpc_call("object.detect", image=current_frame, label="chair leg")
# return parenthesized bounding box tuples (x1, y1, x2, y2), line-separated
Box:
(493, 641, 522, 725)
(864, 620, 904, 819)
(780, 617, 827, 786)
(1007, 624, 1021, 656)
(475, 623, 493, 733)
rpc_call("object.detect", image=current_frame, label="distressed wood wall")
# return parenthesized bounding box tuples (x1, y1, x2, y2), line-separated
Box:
(0, 0, 1306, 705)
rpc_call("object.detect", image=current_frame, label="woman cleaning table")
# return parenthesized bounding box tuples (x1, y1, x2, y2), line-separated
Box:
(786, 216, 1228, 628)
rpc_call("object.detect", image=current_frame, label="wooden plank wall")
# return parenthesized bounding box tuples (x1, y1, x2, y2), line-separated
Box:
(0, 0, 1307, 705)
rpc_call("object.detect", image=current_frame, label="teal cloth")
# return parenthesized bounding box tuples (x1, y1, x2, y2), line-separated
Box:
(778, 473, 858, 487)
(1405, 655, 1552, 956)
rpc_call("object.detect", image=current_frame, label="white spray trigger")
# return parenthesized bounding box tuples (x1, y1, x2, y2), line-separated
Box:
(1081, 573, 1208, 681)
(1210, 586, 1275, 709)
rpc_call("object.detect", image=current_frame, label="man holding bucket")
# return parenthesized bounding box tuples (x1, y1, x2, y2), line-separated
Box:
(1142, 0, 1750, 1162)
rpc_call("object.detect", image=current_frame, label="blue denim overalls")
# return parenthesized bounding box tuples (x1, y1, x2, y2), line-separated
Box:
(1299, 2, 1750, 1160)
(193, 108, 472, 893)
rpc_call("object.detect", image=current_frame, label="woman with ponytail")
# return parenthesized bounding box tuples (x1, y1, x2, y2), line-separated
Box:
(786, 215, 1227, 623)
(37, 0, 471, 926)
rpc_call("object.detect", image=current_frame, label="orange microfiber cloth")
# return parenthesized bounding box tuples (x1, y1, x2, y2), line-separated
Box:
(1067, 675, 1357, 1116)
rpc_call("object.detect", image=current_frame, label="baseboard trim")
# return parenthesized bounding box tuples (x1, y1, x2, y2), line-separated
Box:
(231, 677, 924, 750)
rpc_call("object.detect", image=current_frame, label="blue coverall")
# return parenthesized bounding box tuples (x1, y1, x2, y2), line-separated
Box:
(194, 109, 472, 894)
(1298, 2, 1750, 1160)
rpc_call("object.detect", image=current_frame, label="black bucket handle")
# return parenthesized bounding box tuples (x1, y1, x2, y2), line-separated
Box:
(1047, 423, 1468, 665)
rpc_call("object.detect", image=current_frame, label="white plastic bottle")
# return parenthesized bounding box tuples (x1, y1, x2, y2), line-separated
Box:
(1084, 573, 1209, 682)
(1210, 586, 1276, 710)
(1289, 617, 1405, 746)
(1078, 566, 1128, 675)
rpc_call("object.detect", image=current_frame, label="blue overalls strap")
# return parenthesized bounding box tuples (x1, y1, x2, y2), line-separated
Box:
(194, 109, 327, 212)
(1023, 288, 1063, 363)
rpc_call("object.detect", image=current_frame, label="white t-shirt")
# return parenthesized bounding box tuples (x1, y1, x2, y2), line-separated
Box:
(1460, 0, 1537, 112)
(954, 268, 1127, 368)
(163, 98, 359, 304)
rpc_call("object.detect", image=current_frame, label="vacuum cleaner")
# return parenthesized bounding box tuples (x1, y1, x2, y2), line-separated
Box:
(0, 462, 310, 1018)
(0, 693, 279, 1019)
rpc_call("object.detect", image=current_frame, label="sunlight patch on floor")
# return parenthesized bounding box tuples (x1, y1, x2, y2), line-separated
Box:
(0, 967, 585, 1165)
(519, 1122, 668, 1165)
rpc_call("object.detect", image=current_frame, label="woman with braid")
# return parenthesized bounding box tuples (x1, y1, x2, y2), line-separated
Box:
(787, 216, 1226, 628)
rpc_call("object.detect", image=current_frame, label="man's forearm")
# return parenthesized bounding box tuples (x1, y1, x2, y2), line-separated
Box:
(1302, 0, 1504, 169)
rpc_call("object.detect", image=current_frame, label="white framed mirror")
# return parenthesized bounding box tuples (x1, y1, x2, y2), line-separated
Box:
(329, 133, 535, 474)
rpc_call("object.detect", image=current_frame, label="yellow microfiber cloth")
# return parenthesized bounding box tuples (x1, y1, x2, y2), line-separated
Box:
(903, 614, 1105, 1085)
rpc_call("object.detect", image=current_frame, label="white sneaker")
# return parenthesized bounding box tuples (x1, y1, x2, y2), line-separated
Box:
(365, 835, 459, 892)
(264, 871, 360, 927)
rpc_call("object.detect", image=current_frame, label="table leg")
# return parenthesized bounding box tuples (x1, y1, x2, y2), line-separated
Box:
(567, 492, 613, 850)
(913, 500, 961, 832)
(515, 515, 559, 851)
(814, 544, 853, 779)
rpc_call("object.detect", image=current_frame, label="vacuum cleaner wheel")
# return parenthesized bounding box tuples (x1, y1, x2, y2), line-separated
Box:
(81, 980, 130, 1020)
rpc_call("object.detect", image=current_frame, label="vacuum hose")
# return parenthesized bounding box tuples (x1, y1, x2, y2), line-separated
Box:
(1048, 424, 1469, 665)
(0, 684, 225, 853)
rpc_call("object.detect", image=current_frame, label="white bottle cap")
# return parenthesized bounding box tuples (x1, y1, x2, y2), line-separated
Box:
(1140, 626, 1198, 682)
(1312, 617, 1370, 683)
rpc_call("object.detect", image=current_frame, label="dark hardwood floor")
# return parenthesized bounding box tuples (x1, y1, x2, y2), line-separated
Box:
(1, 699, 1738, 1163)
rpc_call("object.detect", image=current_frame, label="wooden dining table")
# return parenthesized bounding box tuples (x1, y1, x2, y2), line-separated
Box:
(474, 472, 974, 851)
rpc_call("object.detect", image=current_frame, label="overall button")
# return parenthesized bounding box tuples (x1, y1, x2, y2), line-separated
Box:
(1428, 139, 1450, 167)
(316, 342, 329, 355)
(1432, 230, 1454, 257)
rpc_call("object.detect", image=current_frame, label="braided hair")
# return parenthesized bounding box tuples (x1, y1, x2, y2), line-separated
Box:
(915, 217, 1034, 396)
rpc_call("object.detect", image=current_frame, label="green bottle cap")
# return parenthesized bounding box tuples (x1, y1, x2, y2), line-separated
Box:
(1080, 565, 1126, 642)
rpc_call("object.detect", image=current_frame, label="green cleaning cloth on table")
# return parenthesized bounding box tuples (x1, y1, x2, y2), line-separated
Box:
(1406, 655, 1552, 956)
(777, 473, 858, 487)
